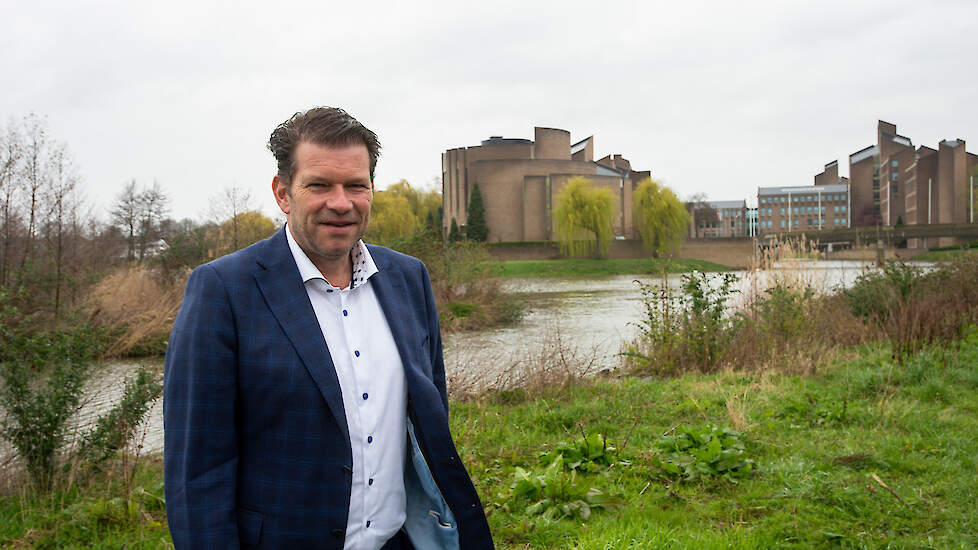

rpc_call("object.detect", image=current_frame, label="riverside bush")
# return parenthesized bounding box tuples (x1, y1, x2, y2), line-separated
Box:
(0, 293, 162, 490)
(844, 256, 978, 360)
(624, 271, 739, 375)
(387, 230, 523, 330)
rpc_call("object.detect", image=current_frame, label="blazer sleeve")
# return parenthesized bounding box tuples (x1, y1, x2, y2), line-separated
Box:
(164, 264, 241, 549)
(420, 261, 449, 414)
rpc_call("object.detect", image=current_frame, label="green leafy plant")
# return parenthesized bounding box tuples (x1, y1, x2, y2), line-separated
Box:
(651, 425, 754, 483)
(510, 455, 621, 521)
(538, 433, 628, 472)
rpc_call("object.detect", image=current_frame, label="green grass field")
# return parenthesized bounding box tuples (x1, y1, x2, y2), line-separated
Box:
(453, 333, 978, 549)
(914, 247, 978, 262)
(489, 257, 730, 278)
(4, 333, 976, 548)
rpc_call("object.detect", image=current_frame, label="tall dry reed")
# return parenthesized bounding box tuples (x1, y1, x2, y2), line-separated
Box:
(85, 267, 186, 358)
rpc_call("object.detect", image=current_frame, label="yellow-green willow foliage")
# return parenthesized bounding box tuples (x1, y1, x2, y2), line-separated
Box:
(553, 177, 616, 258)
(632, 178, 690, 257)
(367, 180, 441, 244)
(369, 190, 420, 244)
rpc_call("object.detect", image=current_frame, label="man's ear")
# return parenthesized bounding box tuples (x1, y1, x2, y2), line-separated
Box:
(272, 176, 290, 215)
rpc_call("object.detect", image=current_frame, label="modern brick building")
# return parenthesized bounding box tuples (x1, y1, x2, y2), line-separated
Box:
(442, 127, 650, 242)
(846, 121, 978, 231)
(756, 184, 850, 235)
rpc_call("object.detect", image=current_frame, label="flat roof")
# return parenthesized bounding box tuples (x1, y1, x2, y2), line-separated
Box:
(849, 144, 878, 164)
(758, 183, 849, 195)
(707, 200, 747, 208)
(480, 137, 532, 146)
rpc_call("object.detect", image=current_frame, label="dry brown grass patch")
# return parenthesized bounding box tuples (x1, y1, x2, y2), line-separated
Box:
(86, 266, 186, 358)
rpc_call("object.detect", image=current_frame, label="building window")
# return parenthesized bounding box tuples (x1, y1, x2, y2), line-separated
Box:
(891, 160, 898, 167)
(892, 172, 898, 180)
(780, 219, 786, 228)
(892, 184, 898, 195)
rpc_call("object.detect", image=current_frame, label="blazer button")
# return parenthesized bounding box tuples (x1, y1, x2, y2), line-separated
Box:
(331, 528, 344, 538)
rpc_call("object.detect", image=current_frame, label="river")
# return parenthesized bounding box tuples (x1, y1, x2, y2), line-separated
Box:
(2, 260, 884, 459)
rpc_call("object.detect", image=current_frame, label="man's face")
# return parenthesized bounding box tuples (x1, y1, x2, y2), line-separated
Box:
(273, 141, 373, 273)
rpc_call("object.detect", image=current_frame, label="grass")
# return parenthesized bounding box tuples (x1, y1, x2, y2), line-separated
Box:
(488, 257, 730, 278)
(0, 458, 170, 549)
(452, 333, 978, 549)
(4, 335, 977, 548)
(914, 247, 978, 262)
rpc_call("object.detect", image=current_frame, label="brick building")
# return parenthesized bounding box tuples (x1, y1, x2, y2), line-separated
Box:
(846, 121, 978, 230)
(442, 127, 650, 242)
(756, 184, 850, 235)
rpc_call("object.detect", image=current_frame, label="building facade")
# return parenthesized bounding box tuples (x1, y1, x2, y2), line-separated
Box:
(688, 200, 749, 238)
(846, 121, 978, 230)
(756, 184, 850, 235)
(442, 127, 650, 242)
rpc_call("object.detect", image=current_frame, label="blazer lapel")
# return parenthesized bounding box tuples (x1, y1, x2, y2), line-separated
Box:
(253, 229, 350, 447)
(369, 261, 423, 385)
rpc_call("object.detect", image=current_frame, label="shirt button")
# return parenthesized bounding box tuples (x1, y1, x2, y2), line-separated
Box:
(362, 393, 368, 400)
(343, 310, 348, 316)
(367, 435, 373, 443)
(368, 478, 374, 485)
(354, 350, 360, 357)
(366, 521, 371, 528)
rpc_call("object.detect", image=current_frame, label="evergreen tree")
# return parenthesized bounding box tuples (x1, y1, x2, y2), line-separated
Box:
(466, 183, 489, 242)
(449, 218, 462, 242)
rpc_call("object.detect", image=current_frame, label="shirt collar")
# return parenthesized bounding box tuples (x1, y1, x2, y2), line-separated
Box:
(284, 224, 379, 289)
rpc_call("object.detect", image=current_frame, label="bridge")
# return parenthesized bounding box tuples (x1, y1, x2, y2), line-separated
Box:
(760, 223, 978, 248)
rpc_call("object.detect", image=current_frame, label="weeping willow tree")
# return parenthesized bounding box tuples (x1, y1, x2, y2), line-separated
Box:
(368, 189, 420, 244)
(632, 177, 690, 257)
(553, 177, 616, 258)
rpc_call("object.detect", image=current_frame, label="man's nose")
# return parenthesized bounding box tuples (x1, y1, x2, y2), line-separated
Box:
(325, 188, 353, 212)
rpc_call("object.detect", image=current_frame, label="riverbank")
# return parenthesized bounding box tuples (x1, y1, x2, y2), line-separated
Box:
(913, 243, 978, 262)
(3, 334, 976, 548)
(489, 257, 729, 278)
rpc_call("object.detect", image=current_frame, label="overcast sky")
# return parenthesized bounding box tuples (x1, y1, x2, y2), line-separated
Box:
(3, 0, 977, 220)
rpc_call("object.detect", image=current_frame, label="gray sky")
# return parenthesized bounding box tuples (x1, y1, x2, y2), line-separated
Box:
(3, 0, 977, 221)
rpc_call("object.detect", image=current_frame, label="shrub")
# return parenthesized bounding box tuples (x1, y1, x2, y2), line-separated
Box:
(0, 293, 162, 490)
(0, 317, 102, 490)
(387, 230, 522, 330)
(624, 271, 739, 375)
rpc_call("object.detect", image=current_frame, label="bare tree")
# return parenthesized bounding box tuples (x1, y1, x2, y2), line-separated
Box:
(111, 179, 140, 260)
(136, 180, 169, 261)
(0, 120, 21, 287)
(44, 143, 81, 318)
(209, 186, 252, 253)
(18, 113, 49, 276)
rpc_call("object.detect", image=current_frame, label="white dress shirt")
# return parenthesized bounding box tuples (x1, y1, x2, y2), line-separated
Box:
(286, 226, 407, 550)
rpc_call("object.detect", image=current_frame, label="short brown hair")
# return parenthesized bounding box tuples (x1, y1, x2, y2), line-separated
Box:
(268, 107, 381, 186)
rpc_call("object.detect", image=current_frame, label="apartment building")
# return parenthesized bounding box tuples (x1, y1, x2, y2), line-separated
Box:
(442, 127, 650, 242)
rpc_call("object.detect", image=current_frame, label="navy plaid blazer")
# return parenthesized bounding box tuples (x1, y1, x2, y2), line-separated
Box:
(163, 228, 493, 549)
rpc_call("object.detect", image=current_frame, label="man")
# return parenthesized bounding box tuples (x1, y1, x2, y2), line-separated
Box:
(164, 107, 493, 549)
